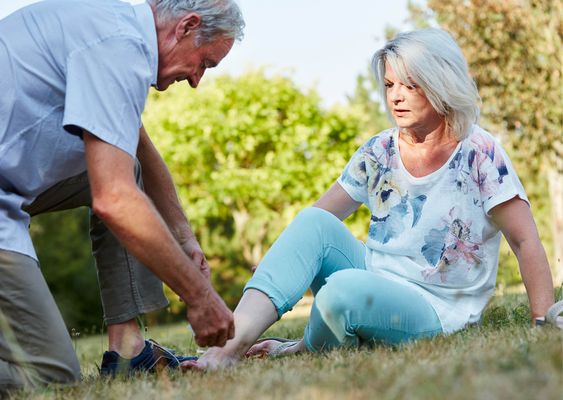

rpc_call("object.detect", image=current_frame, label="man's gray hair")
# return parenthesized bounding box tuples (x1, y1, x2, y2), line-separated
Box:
(148, 0, 245, 45)
(372, 28, 480, 140)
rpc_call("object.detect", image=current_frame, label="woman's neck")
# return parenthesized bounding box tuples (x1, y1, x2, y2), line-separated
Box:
(399, 120, 455, 146)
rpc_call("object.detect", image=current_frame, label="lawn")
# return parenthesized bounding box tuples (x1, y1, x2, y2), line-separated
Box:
(9, 291, 563, 400)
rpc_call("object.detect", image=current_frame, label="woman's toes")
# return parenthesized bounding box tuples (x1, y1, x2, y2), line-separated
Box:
(245, 341, 274, 358)
(180, 360, 203, 370)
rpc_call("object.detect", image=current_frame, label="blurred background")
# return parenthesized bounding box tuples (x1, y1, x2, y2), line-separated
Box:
(3, 0, 561, 333)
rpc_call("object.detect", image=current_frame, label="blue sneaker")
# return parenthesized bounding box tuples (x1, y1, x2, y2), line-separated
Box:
(100, 339, 197, 377)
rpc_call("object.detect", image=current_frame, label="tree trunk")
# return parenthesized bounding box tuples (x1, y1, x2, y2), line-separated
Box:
(548, 166, 563, 286)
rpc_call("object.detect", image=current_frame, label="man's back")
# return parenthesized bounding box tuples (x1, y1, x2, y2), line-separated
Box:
(0, 0, 157, 259)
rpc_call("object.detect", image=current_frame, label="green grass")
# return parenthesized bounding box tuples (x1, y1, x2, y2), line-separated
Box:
(9, 293, 563, 400)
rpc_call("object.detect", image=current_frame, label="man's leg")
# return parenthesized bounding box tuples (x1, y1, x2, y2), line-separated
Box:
(24, 166, 168, 358)
(0, 250, 80, 391)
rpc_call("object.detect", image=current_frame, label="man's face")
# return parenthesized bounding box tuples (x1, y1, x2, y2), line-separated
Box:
(156, 27, 234, 91)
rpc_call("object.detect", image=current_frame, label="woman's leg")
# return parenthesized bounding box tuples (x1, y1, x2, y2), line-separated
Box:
(183, 207, 366, 369)
(246, 207, 367, 316)
(304, 269, 443, 351)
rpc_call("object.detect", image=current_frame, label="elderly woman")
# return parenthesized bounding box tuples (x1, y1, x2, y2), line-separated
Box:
(183, 28, 554, 369)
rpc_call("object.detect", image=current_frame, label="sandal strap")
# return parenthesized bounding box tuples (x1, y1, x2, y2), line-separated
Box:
(545, 300, 563, 328)
(269, 340, 299, 358)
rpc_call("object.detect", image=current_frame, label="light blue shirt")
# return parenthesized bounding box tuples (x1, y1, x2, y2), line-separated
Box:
(0, 0, 158, 260)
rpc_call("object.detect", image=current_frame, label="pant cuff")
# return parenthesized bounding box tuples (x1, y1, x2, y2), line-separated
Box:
(104, 298, 170, 325)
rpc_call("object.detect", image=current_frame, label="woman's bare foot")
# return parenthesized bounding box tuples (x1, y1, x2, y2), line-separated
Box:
(246, 338, 306, 358)
(182, 289, 280, 371)
(180, 346, 243, 371)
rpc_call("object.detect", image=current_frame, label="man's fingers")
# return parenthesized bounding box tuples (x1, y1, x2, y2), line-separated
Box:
(191, 251, 204, 266)
(195, 330, 215, 347)
(214, 329, 229, 348)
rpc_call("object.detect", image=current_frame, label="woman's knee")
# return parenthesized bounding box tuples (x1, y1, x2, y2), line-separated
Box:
(314, 270, 369, 317)
(293, 207, 340, 231)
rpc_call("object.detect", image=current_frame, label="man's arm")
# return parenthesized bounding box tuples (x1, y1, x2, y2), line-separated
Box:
(490, 197, 554, 323)
(84, 132, 234, 346)
(137, 125, 210, 278)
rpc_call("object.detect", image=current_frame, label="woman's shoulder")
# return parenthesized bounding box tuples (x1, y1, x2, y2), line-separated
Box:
(359, 128, 396, 152)
(464, 125, 504, 155)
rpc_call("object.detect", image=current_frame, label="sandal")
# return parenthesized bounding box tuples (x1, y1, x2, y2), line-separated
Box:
(251, 337, 301, 358)
(544, 300, 563, 329)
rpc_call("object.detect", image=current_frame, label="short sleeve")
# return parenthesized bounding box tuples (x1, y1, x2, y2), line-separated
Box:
(62, 36, 152, 157)
(337, 142, 370, 204)
(475, 140, 529, 215)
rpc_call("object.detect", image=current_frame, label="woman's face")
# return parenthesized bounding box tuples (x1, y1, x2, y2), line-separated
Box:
(384, 62, 444, 135)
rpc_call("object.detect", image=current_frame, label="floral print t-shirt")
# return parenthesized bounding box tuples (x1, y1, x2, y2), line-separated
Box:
(338, 125, 528, 333)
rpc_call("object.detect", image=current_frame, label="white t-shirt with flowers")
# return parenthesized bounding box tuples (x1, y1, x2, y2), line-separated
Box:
(338, 125, 528, 333)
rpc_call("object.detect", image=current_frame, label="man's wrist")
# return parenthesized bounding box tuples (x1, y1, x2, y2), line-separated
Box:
(174, 226, 196, 246)
(180, 268, 210, 304)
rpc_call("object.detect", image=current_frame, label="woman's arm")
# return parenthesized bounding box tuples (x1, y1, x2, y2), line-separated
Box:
(490, 197, 554, 323)
(313, 182, 362, 221)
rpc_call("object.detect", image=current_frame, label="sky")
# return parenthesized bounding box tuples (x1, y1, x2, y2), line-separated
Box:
(0, 0, 412, 106)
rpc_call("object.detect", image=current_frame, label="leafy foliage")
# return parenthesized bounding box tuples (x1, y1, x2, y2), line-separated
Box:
(143, 70, 386, 308)
(30, 209, 103, 333)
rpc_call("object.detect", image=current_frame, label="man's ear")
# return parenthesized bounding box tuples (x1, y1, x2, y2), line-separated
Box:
(175, 13, 202, 41)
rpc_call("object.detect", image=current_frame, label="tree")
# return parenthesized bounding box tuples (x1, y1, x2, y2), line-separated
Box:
(347, 67, 390, 135)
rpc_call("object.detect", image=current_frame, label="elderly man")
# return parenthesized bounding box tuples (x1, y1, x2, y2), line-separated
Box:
(0, 0, 244, 389)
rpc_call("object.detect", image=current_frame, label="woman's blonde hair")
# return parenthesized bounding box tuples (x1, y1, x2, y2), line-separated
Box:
(372, 28, 480, 140)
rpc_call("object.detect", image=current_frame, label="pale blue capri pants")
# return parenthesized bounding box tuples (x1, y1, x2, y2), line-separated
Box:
(245, 207, 443, 351)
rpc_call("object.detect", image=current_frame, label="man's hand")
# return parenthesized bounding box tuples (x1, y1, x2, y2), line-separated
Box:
(186, 287, 235, 347)
(181, 237, 211, 279)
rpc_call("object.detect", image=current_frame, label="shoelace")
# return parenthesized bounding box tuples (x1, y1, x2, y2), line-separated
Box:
(146, 340, 181, 369)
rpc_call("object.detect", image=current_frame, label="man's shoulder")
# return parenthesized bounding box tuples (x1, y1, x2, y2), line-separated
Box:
(25, 0, 144, 46)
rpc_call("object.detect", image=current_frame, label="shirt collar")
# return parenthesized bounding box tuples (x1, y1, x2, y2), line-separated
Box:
(133, 1, 158, 86)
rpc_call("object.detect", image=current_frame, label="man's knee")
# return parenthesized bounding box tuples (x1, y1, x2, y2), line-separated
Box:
(0, 351, 80, 391)
(35, 351, 81, 385)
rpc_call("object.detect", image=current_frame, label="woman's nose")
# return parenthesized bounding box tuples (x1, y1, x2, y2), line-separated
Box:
(390, 85, 404, 103)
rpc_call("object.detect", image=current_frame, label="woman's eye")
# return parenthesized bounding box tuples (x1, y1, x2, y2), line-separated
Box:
(384, 83, 393, 88)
